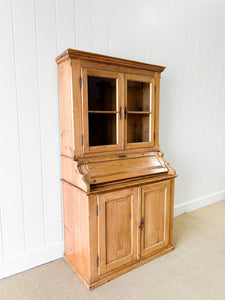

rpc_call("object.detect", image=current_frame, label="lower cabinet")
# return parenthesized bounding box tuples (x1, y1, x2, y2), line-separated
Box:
(63, 179, 174, 289)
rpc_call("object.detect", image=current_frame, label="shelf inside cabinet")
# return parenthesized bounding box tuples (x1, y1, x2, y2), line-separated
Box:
(127, 111, 151, 114)
(127, 80, 152, 112)
(127, 114, 151, 143)
(88, 75, 117, 111)
(88, 110, 118, 114)
(89, 113, 117, 146)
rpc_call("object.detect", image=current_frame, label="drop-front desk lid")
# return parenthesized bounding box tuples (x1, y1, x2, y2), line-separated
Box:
(77, 152, 168, 186)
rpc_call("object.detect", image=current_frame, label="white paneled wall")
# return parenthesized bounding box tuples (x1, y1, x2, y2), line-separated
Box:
(0, 0, 225, 278)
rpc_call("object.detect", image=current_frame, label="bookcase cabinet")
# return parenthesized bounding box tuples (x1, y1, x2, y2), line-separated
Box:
(56, 49, 176, 289)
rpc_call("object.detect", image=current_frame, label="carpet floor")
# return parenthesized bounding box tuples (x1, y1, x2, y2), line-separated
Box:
(0, 200, 225, 300)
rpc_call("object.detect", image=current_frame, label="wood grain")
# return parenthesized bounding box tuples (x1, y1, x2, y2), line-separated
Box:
(57, 49, 175, 290)
(62, 182, 89, 281)
(58, 59, 74, 157)
(140, 181, 171, 257)
(56, 49, 166, 73)
(98, 188, 138, 274)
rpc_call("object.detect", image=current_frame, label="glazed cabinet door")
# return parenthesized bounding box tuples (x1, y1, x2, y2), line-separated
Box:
(82, 68, 123, 154)
(125, 74, 156, 149)
(98, 188, 138, 274)
(139, 181, 171, 258)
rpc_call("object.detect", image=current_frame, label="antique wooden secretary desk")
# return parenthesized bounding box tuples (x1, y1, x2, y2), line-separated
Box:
(56, 49, 176, 289)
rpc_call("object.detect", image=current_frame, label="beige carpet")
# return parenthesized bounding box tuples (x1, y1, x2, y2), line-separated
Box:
(0, 200, 225, 300)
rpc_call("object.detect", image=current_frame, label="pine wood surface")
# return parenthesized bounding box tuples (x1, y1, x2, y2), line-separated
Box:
(140, 181, 171, 257)
(57, 49, 176, 289)
(56, 49, 166, 73)
(98, 188, 138, 274)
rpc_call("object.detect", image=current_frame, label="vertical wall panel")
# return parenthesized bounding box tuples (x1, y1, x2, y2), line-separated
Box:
(108, 0, 122, 57)
(145, 0, 160, 64)
(122, 0, 135, 60)
(56, 0, 75, 54)
(35, 0, 62, 246)
(11, 0, 45, 252)
(75, 0, 93, 51)
(135, 0, 149, 62)
(0, 0, 25, 259)
(92, 0, 108, 54)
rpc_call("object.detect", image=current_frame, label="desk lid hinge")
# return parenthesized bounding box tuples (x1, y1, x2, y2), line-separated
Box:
(81, 134, 84, 145)
(80, 76, 82, 88)
(97, 204, 99, 216)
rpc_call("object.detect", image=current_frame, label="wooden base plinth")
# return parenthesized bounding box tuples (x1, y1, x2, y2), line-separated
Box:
(64, 246, 174, 290)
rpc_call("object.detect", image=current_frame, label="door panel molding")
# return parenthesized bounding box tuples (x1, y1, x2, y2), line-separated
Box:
(139, 181, 171, 258)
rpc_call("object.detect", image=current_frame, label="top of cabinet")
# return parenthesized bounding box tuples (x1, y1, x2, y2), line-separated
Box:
(56, 49, 165, 73)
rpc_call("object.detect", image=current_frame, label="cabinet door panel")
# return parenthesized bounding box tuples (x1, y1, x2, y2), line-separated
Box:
(125, 73, 156, 149)
(82, 68, 123, 154)
(140, 181, 171, 257)
(98, 188, 138, 274)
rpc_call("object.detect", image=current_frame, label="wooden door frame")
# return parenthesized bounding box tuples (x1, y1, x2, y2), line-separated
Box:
(124, 73, 156, 150)
(82, 67, 123, 154)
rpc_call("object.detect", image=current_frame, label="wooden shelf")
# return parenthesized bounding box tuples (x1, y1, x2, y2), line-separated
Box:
(88, 111, 118, 114)
(127, 111, 151, 114)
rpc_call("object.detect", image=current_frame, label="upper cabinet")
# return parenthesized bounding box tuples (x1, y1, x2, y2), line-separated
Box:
(56, 49, 165, 158)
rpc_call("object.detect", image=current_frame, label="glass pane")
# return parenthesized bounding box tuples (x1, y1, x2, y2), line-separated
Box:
(89, 113, 117, 146)
(127, 80, 151, 112)
(88, 76, 116, 111)
(127, 114, 150, 143)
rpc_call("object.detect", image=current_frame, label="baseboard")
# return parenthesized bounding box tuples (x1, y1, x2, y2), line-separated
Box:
(174, 190, 225, 217)
(0, 242, 64, 280)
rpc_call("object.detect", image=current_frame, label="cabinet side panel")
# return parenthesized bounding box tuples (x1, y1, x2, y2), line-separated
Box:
(58, 60, 74, 157)
(88, 195, 99, 283)
(71, 60, 83, 157)
(62, 182, 89, 281)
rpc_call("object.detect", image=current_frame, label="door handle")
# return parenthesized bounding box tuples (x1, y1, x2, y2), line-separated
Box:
(124, 107, 127, 119)
(119, 107, 122, 119)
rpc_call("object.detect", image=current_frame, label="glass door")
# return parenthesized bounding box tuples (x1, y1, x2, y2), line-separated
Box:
(125, 74, 155, 149)
(82, 68, 123, 153)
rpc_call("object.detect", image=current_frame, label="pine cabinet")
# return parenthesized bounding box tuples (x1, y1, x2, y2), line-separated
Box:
(56, 49, 176, 289)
